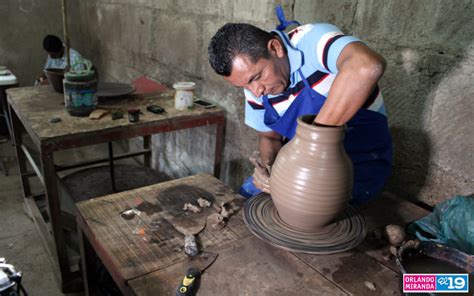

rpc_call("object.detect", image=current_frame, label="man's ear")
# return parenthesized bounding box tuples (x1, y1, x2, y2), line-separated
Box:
(267, 38, 285, 58)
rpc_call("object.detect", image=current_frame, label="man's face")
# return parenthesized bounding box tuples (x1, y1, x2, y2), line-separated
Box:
(224, 40, 290, 97)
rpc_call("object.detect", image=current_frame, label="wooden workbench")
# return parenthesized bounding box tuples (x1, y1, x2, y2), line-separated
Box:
(6, 86, 225, 292)
(76, 174, 430, 295)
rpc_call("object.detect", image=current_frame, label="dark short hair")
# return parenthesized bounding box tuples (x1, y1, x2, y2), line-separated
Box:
(43, 35, 63, 52)
(208, 23, 274, 76)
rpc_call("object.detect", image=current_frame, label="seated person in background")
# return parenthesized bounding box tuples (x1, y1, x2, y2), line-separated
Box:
(35, 34, 82, 85)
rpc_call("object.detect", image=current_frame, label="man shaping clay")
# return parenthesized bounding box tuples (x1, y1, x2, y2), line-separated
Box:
(208, 9, 392, 206)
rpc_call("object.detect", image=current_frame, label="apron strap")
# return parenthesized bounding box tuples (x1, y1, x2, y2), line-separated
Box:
(262, 95, 272, 110)
(262, 94, 282, 123)
(298, 69, 311, 89)
(275, 5, 301, 31)
(263, 69, 318, 122)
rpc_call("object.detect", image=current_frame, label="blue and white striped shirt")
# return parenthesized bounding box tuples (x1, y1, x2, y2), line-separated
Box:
(244, 23, 386, 132)
(44, 48, 82, 70)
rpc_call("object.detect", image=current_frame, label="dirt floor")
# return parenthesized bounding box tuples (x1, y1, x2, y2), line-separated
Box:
(0, 136, 172, 295)
(0, 141, 66, 295)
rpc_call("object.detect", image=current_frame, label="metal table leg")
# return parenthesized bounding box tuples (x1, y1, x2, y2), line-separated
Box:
(1, 84, 16, 141)
(10, 105, 31, 197)
(108, 142, 116, 193)
(0, 158, 7, 176)
(214, 120, 225, 178)
(143, 135, 151, 168)
(40, 149, 75, 289)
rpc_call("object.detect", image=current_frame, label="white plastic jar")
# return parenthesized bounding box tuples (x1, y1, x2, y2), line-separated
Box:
(173, 82, 196, 111)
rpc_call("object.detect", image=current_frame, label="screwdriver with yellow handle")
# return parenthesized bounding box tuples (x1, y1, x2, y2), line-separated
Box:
(176, 267, 201, 296)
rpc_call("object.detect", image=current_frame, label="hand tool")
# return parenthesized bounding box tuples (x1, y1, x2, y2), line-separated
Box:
(175, 251, 218, 296)
(193, 99, 216, 109)
(170, 217, 206, 257)
(146, 104, 166, 114)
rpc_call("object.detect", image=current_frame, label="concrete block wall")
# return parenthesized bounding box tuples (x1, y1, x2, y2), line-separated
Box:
(76, 0, 282, 190)
(0, 0, 81, 86)
(4, 0, 470, 204)
(294, 0, 474, 205)
(75, 0, 473, 204)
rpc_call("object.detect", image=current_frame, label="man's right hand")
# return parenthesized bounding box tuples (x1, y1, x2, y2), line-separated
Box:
(35, 76, 49, 86)
(249, 151, 271, 194)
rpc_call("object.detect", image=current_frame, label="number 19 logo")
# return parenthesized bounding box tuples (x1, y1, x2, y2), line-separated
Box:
(436, 274, 469, 292)
(403, 274, 469, 293)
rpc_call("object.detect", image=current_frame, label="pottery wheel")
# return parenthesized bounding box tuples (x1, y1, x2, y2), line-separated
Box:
(97, 82, 135, 98)
(243, 193, 366, 254)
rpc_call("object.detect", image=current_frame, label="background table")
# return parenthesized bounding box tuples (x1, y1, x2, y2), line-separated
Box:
(0, 69, 18, 175)
(6, 85, 225, 292)
(76, 174, 430, 296)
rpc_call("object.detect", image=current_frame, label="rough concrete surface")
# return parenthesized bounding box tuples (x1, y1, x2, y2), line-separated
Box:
(0, 142, 64, 295)
(2, 0, 473, 206)
(0, 0, 82, 86)
(73, 0, 473, 205)
(0, 140, 158, 295)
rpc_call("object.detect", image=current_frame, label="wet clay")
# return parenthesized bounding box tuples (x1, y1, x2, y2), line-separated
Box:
(136, 200, 163, 215)
(243, 193, 366, 254)
(270, 115, 353, 230)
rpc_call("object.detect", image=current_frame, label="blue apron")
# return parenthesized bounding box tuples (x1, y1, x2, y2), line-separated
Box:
(239, 7, 392, 206)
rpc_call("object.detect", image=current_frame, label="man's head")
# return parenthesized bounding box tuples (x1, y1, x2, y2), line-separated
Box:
(208, 23, 290, 97)
(43, 35, 64, 59)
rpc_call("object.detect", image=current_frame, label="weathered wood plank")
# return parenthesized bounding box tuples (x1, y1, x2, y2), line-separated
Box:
(129, 236, 348, 296)
(296, 249, 400, 295)
(6, 85, 223, 144)
(78, 173, 432, 296)
(358, 191, 431, 272)
(76, 174, 250, 281)
(294, 191, 430, 295)
(360, 191, 430, 233)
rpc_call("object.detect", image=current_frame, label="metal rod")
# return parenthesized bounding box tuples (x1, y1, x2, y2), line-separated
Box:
(21, 171, 37, 178)
(61, 0, 70, 69)
(143, 135, 151, 168)
(24, 197, 55, 259)
(20, 144, 45, 185)
(214, 120, 225, 178)
(55, 149, 151, 172)
(40, 150, 73, 285)
(108, 142, 116, 193)
(10, 106, 31, 197)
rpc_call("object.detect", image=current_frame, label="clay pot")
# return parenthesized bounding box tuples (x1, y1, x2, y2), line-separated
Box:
(270, 115, 353, 230)
(44, 68, 65, 93)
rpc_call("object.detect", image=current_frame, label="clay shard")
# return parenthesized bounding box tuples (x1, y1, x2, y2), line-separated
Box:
(364, 281, 376, 291)
(383, 224, 406, 246)
(197, 198, 211, 208)
(218, 201, 241, 218)
(389, 246, 398, 256)
(120, 208, 141, 220)
(183, 203, 202, 213)
(207, 213, 226, 229)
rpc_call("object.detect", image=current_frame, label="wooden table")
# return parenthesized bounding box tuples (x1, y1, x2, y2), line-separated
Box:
(76, 174, 430, 295)
(0, 71, 18, 175)
(6, 86, 225, 292)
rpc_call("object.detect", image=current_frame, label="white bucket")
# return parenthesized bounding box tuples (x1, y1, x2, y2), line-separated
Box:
(173, 82, 196, 110)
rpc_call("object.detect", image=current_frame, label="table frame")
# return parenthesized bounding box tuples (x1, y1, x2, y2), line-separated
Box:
(8, 90, 225, 292)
